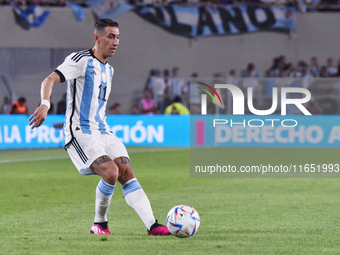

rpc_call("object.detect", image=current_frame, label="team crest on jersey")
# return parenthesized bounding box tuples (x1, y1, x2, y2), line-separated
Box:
(87, 148, 95, 157)
(101, 72, 107, 83)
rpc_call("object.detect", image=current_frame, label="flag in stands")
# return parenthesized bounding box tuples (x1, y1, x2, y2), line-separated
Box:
(10, 2, 51, 28)
(66, 1, 86, 22)
(86, 0, 134, 20)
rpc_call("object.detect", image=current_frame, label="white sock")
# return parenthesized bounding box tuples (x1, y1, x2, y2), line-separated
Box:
(122, 178, 156, 230)
(94, 178, 115, 223)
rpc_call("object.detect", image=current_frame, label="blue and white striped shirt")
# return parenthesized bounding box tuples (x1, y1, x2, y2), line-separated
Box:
(55, 49, 114, 147)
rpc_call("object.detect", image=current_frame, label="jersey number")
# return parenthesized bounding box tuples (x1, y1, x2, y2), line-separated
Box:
(98, 84, 107, 101)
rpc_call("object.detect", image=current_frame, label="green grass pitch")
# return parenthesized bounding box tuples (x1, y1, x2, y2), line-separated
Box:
(0, 147, 340, 254)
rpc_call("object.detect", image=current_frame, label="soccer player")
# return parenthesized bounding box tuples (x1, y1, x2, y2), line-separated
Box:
(29, 19, 170, 236)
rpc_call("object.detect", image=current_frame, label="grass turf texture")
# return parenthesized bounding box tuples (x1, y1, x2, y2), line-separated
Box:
(0, 147, 340, 254)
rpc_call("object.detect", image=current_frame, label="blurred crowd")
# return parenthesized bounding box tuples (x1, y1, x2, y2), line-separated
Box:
(227, 55, 340, 115)
(2, 55, 340, 115)
(1, 93, 67, 115)
(123, 55, 340, 115)
(241, 55, 340, 79)
(109, 67, 192, 115)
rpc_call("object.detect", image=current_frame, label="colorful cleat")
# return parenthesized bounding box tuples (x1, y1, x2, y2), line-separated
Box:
(90, 224, 112, 235)
(148, 220, 171, 235)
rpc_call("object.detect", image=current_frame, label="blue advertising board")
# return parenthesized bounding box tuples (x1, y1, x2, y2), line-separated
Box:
(190, 115, 340, 148)
(0, 115, 190, 150)
(2, 114, 340, 149)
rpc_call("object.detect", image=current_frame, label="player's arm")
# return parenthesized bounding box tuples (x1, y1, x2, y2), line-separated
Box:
(29, 72, 61, 129)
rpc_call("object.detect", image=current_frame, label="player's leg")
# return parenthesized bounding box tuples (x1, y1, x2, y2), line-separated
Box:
(89, 155, 119, 235)
(66, 135, 118, 235)
(114, 156, 170, 235)
(115, 156, 155, 228)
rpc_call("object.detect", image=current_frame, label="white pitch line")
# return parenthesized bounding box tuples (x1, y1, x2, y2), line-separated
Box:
(0, 147, 189, 164)
(0, 155, 69, 163)
(129, 147, 188, 154)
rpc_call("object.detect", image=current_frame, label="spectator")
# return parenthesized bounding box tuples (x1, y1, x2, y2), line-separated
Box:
(242, 62, 259, 78)
(326, 57, 338, 77)
(185, 72, 200, 109)
(163, 69, 171, 87)
(139, 89, 155, 115)
(108, 103, 121, 114)
(8, 97, 28, 115)
(290, 65, 303, 87)
(56, 93, 67, 114)
(131, 105, 140, 114)
(309, 56, 320, 77)
(226, 69, 238, 85)
(181, 72, 194, 108)
(299, 62, 313, 88)
(164, 96, 190, 115)
(169, 66, 185, 100)
(144, 68, 155, 91)
(319, 66, 329, 78)
(242, 63, 260, 92)
(271, 55, 286, 77)
(149, 68, 166, 112)
(285, 63, 297, 78)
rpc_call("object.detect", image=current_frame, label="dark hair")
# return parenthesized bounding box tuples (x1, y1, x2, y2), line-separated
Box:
(173, 96, 182, 103)
(18, 97, 26, 103)
(94, 19, 119, 32)
(111, 103, 120, 109)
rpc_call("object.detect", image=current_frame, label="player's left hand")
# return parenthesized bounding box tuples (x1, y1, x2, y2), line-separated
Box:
(29, 105, 49, 129)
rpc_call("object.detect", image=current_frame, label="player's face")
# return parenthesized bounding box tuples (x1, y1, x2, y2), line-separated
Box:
(98, 26, 120, 59)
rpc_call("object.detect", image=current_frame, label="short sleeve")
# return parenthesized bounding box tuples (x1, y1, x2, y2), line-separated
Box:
(55, 52, 86, 82)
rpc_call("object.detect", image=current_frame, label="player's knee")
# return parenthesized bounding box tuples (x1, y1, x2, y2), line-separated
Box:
(101, 162, 119, 185)
(125, 167, 135, 178)
(119, 166, 135, 184)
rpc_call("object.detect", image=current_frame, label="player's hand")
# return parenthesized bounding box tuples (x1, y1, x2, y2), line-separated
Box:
(29, 105, 49, 129)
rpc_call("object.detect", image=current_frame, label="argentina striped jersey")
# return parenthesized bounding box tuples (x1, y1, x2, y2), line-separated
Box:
(55, 49, 114, 147)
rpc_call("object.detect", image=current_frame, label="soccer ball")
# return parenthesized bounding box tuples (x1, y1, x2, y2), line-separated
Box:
(166, 204, 200, 238)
